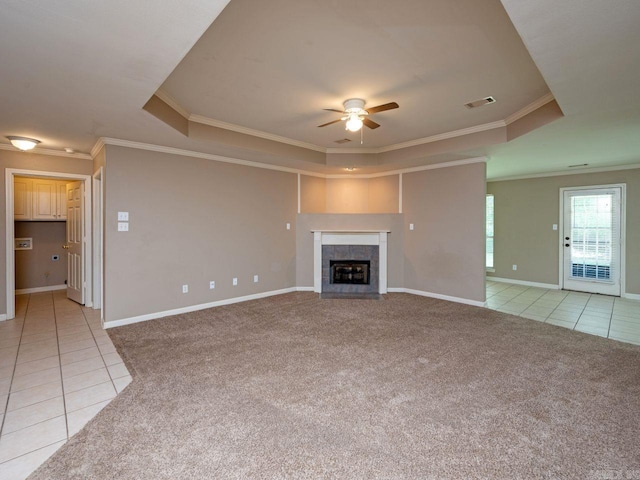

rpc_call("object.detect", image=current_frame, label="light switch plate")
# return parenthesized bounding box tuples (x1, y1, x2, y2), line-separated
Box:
(117, 211, 129, 221)
(286, 223, 291, 230)
(409, 223, 414, 231)
(552, 224, 558, 230)
(117, 222, 129, 231)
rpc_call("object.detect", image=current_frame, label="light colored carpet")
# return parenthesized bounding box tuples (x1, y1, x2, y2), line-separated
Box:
(31, 293, 640, 479)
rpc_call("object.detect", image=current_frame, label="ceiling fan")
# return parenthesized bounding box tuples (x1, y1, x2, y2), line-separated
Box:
(318, 98, 399, 132)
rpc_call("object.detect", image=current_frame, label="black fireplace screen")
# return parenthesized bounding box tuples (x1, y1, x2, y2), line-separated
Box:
(330, 260, 370, 285)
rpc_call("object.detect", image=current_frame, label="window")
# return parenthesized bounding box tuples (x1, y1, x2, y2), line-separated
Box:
(486, 194, 494, 269)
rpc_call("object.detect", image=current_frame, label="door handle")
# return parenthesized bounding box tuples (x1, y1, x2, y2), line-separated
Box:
(565, 237, 570, 240)
(62, 245, 69, 249)
(565, 243, 570, 247)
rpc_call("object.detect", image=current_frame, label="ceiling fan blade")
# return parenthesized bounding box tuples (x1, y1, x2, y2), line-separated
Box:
(317, 118, 343, 128)
(366, 102, 399, 114)
(363, 118, 380, 129)
(323, 108, 344, 113)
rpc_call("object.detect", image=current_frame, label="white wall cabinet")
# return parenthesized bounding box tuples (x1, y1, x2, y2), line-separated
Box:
(14, 177, 68, 221)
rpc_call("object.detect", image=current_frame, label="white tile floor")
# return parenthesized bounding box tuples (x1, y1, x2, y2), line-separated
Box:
(486, 280, 640, 345)
(0, 291, 131, 480)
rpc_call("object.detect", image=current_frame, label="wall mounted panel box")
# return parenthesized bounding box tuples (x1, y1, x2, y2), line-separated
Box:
(15, 238, 33, 250)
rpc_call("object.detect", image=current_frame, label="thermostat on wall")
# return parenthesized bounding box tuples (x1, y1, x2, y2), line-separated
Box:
(15, 238, 32, 250)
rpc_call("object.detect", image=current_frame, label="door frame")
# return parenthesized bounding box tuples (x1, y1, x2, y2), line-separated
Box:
(5, 168, 93, 320)
(92, 167, 103, 318)
(558, 183, 626, 296)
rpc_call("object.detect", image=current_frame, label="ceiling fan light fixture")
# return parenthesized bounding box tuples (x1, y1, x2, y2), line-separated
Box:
(345, 114, 363, 132)
(7, 136, 40, 151)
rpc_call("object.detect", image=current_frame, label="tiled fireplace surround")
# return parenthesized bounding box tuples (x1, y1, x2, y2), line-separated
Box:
(313, 231, 389, 295)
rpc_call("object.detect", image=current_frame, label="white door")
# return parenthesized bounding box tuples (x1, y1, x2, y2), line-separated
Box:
(562, 187, 621, 296)
(66, 181, 84, 304)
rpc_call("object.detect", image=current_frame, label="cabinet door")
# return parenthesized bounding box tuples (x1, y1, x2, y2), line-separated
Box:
(14, 178, 33, 220)
(57, 181, 68, 220)
(32, 179, 58, 220)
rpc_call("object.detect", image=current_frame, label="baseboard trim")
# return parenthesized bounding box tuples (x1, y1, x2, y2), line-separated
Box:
(104, 287, 298, 329)
(389, 287, 486, 308)
(487, 277, 560, 290)
(104, 284, 495, 329)
(0, 314, 6, 321)
(15, 285, 67, 295)
(622, 292, 640, 301)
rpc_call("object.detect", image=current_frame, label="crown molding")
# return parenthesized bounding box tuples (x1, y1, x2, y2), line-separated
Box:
(376, 120, 507, 154)
(152, 91, 554, 157)
(504, 92, 556, 125)
(90, 138, 106, 159)
(94, 137, 326, 177)
(325, 157, 488, 179)
(154, 89, 190, 119)
(189, 114, 327, 153)
(489, 162, 640, 182)
(326, 122, 506, 155)
(92, 137, 485, 179)
(0, 143, 92, 160)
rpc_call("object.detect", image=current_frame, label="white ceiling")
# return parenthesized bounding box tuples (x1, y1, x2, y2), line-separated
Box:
(1, 0, 639, 179)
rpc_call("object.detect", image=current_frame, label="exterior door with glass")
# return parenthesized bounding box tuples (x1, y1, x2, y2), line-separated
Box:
(562, 186, 622, 296)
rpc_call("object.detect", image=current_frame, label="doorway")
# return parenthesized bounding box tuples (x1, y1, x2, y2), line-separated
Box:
(560, 185, 625, 296)
(5, 168, 93, 320)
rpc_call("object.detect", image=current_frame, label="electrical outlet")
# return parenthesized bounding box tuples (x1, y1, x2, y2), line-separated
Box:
(117, 211, 129, 221)
(512, 265, 517, 271)
(254, 275, 259, 283)
(232, 278, 238, 286)
(117, 222, 129, 232)
(182, 284, 188, 293)
(209, 281, 215, 289)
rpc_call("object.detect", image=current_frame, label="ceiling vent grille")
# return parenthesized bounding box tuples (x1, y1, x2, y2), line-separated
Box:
(464, 96, 496, 109)
(334, 138, 351, 144)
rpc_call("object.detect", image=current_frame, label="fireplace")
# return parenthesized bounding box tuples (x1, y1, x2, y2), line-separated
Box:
(331, 260, 370, 285)
(313, 230, 389, 295)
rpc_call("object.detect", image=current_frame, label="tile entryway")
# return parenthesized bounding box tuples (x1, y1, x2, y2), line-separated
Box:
(486, 280, 640, 345)
(0, 291, 131, 480)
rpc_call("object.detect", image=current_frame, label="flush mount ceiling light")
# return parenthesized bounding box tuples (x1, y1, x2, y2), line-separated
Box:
(6, 136, 40, 151)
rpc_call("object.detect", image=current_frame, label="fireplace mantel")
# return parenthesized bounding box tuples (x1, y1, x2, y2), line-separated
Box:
(312, 230, 389, 294)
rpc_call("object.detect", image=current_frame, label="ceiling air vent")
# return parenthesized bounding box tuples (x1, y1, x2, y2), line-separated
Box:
(464, 96, 496, 109)
(334, 138, 351, 144)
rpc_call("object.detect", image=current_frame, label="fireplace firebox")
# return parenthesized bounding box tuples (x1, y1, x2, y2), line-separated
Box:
(330, 260, 370, 285)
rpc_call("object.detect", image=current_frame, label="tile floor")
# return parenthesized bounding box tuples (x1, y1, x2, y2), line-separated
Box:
(0, 291, 131, 480)
(486, 280, 640, 345)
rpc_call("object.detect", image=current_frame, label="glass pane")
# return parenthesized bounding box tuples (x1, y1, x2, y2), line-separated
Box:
(570, 193, 612, 280)
(486, 195, 494, 268)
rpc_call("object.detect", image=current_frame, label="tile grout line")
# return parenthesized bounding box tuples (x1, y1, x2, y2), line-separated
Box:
(51, 293, 70, 443)
(0, 294, 30, 439)
(546, 293, 588, 328)
(79, 305, 118, 392)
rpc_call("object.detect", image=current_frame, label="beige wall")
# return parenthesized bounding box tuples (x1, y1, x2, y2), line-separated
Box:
(299, 175, 326, 213)
(301, 175, 400, 214)
(487, 168, 640, 294)
(15, 221, 67, 289)
(403, 163, 487, 302)
(0, 150, 93, 316)
(102, 146, 298, 322)
(326, 178, 370, 213)
(295, 213, 405, 289)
